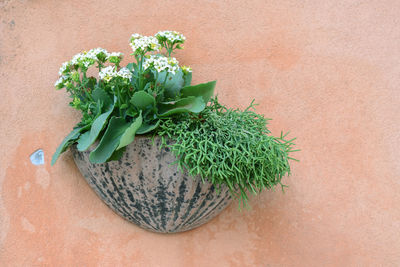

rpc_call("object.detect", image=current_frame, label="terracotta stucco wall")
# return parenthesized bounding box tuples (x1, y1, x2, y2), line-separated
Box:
(1, 0, 399, 266)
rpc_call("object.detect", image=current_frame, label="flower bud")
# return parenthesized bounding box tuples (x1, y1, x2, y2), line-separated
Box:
(71, 71, 80, 82)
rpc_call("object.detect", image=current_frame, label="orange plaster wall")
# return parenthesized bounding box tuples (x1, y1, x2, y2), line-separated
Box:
(1, 0, 400, 266)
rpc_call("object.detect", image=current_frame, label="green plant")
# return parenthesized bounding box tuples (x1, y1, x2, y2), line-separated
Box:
(52, 30, 298, 207)
(52, 31, 215, 165)
(157, 98, 298, 208)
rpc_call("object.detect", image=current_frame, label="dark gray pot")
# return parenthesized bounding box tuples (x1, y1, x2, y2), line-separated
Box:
(72, 136, 232, 233)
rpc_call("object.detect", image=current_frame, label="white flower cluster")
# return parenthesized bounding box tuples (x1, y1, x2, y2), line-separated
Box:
(98, 66, 116, 82)
(155, 30, 186, 44)
(98, 66, 132, 82)
(107, 52, 123, 59)
(54, 75, 69, 87)
(117, 67, 133, 80)
(88, 48, 109, 60)
(59, 48, 123, 73)
(181, 65, 192, 74)
(58, 62, 71, 75)
(70, 52, 95, 68)
(129, 34, 161, 54)
(143, 55, 179, 74)
(56, 48, 125, 87)
(107, 51, 124, 64)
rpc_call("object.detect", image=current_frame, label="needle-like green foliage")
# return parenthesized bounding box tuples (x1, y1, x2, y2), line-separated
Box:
(157, 98, 298, 208)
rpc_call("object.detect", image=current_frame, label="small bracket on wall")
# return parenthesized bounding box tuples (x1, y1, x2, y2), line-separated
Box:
(30, 149, 44, 165)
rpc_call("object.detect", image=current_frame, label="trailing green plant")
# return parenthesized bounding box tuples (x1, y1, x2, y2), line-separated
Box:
(52, 31, 216, 165)
(157, 98, 298, 208)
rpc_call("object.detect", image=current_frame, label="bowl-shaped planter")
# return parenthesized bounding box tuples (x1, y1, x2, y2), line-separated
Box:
(72, 136, 232, 233)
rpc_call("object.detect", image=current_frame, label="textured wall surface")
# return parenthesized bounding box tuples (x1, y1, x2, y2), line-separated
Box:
(1, 0, 399, 266)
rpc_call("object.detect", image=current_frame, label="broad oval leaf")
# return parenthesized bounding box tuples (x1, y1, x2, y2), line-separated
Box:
(156, 68, 184, 98)
(126, 62, 137, 72)
(158, 96, 205, 117)
(136, 120, 160, 134)
(92, 87, 112, 108)
(77, 104, 115, 151)
(108, 146, 126, 161)
(183, 71, 192, 87)
(76, 131, 90, 151)
(51, 125, 86, 166)
(181, 80, 216, 103)
(130, 91, 155, 110)
(117, 113, 143, 150)
(89, 117, 130, 163)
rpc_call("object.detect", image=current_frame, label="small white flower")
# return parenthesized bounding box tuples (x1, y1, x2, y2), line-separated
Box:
(87, 48, 109, 61)
(70, 52, 83, 65)
(181, 65, 192, 74)
(130, 33, 142, 40)
(117, 67, 132, 80)
(99, 66, 117, 82)
(54, 77, 63, 87)
(107, 52, 123, 59)
(143, 55, 179, 74)
(70, 53, 87, 67)
(58, 61, 70, 75)
(107, 52, 124, 64)
(54, 75, 69, 88)
(70, 50, 102, 68)
(129, 34, 161, 54)
(155, 30, 186, 44)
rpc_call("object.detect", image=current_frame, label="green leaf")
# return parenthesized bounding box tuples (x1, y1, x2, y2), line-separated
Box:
(95, 99, 102, 116)
(130, 91, 155, 110)
(86, 77, 97, 91)
(143, 82, 151, 91)
(158, 96, 205, 117)
(126, 62, 138, 72)
(126, 108, 139, 118)
(92, 87, 112, 108)
(51, 126, 86, 166)
(108, 146, 126, 161)
(136, 120, 160, 134)
(183, 72, 192, 87)
(76, 131, 90, 151)
(181, 80, 216, 103)
(89, 117, 130, 163)
(117, 113, 143, 150)
(77, 104, 115, 151)
(156, 69, 184, 98)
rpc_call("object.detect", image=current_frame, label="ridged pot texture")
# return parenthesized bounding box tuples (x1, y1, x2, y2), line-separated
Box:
(72, 136, 232, 233)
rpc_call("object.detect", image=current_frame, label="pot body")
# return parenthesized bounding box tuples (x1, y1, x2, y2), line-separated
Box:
(72, 136, 232, 233)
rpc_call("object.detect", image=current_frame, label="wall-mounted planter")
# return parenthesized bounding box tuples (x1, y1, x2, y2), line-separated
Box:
(72, 136, 232, 233)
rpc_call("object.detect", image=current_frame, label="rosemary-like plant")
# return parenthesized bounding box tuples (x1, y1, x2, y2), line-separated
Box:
(157, 98, 298, 208)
